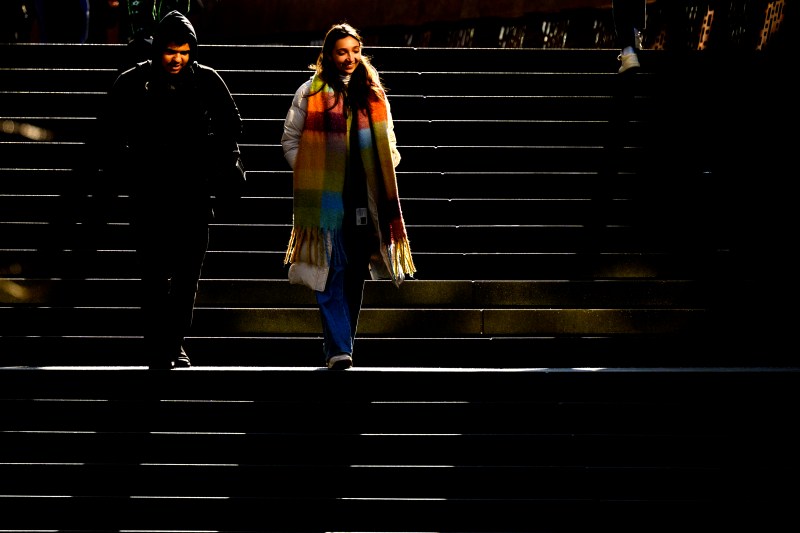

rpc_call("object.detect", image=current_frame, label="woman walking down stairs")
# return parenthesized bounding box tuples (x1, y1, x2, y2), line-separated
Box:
(0, 40, 794, 531)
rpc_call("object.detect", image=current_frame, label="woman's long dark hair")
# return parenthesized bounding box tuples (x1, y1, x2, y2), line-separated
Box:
(309, 22, 385, 110)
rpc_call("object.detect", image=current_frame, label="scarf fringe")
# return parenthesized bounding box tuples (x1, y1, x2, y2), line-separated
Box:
(284, 226, 330, 267)
(392, 238, 416, 275)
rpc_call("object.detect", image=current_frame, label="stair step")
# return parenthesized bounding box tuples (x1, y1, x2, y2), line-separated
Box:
(0, 366, 795, 531)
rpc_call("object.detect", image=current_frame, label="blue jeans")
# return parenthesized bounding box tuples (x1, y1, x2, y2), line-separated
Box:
(316, 224, 375, 360)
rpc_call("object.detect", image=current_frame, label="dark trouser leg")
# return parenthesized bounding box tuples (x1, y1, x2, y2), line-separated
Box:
(137, 220, 172, 364)
(136, 217, 208, 365)
(613, 0, 645, 50)
(166, 220, 208, 356)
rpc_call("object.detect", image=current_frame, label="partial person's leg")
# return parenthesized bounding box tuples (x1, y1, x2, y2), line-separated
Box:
(342, 220, 379, 349)
(316, 248, 355, 366)
(613, 0, 641, 50)
(614, 0, 645, 73)
(167, 219, 209, 367)
(135, 219, 174, 368)
(77, 0, 90, 43)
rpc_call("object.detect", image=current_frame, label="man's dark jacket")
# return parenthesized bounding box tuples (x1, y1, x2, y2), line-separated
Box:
(97, 10, 243, 220)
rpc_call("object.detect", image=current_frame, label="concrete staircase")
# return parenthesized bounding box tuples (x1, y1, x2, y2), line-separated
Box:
(0, 43, 795, 532)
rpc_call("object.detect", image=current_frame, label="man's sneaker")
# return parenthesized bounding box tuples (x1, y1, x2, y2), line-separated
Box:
(175, 347, 191, 368)
(618, 51, 640, 74)
(148, 358, 175, 370)
(327, 353, 353, 370)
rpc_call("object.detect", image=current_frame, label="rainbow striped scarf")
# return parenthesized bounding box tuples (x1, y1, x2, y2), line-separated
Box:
(284, 73, 415, 278)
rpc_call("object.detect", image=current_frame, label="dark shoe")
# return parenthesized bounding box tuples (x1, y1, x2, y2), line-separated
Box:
(327, 353, 352, 370)
(174, 347, 192, 368)
(148, 358, 175, 370)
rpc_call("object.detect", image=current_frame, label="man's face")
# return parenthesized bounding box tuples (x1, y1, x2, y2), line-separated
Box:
(161, 42, 191, 75)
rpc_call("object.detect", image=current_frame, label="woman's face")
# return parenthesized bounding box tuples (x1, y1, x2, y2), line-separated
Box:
(330, 35, 361, 76)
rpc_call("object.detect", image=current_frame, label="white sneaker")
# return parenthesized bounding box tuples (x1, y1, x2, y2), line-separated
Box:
(618, 51, 641, 73)
(327, 353, 353, 370)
